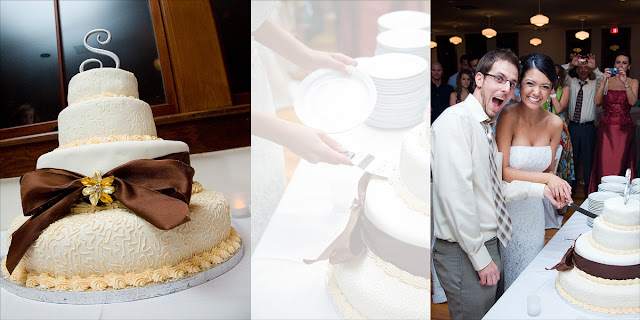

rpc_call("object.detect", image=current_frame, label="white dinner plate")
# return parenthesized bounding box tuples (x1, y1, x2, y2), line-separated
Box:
(632, 178, 639, 186)
(598, 183, 626, 194)
(601, 175, 627, 184)
(294, 67, 376, 133)
(377, 11, 429, 33)
(587, 191, 620, 202)
(363, 53, 428, 81)
(377, 28, 430, 50)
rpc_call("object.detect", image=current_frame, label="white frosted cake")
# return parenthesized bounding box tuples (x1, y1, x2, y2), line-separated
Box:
(555, 197, 640, 314)
(1, 66, 242, 292)
(328, 123, 429, 319)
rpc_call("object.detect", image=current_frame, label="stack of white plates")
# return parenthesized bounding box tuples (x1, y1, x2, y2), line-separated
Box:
(598, 182, 626, 195)
(601, 175, 627, 184)
(632, 184, 640, 195)
(375, 29, 429, 61)
(632, 178, 640, 187)
(358, 53, 428, 129)
(586, 191, 621, 227)
(377, 10, 429, 34)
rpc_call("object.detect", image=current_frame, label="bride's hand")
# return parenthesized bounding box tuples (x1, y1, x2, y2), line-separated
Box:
(546, 174, 572, 204)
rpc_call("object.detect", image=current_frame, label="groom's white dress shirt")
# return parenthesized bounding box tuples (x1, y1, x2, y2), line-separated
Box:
(431, 94, 545, 271)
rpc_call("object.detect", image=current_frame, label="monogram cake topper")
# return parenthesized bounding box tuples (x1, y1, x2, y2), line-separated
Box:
(79, 29, 121, 72)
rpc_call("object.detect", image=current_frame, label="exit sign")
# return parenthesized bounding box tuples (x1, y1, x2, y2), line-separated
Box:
(611, 27, 619, 34)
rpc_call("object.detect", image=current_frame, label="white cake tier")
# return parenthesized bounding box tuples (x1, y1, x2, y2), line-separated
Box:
(57, 97, 156, 146)
(592, 216, 640, 252)
(67, 68, 138, 105)
(574, 232, 640, 266)
(556, 267, 640, 314)
(37, 140, 189, 177)
(6, 189, 230, 278)
(329, 250, 429, 319)
(602, 198, 640, 226)
(364, 177, 429, 249)
(397, 122, 428, 203)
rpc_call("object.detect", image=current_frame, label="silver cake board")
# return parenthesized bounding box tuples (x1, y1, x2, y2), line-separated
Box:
(0, 243, 243, 305)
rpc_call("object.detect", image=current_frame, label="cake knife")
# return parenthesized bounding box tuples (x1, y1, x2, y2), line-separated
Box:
(343, 151, 394, 179)
(567, 203, 597, 219)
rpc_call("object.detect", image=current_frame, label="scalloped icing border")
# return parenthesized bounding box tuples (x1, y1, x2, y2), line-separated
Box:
(56, 134, 163, 150)
(1, 227, 241, 292)
(587, 234, 640, 255)
(556, 277, 640, 315)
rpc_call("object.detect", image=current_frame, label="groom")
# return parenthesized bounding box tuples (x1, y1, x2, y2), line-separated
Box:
(431, 49, 562, 320)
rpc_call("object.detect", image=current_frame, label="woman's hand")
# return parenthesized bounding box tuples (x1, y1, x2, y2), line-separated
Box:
(603, 68, 612, 80)
(617, 69, 628, 83)
(546, 173, 572, 204)
(280, 122, 352, 165)
(302, 49, 357, 74)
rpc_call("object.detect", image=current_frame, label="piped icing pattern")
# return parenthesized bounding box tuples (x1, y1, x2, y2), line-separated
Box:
(4, 189, 230, 278)
(2, 228, 241, 291)
(56, 134, 162, 150)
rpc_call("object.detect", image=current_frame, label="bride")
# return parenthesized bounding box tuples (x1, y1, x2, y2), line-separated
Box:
(495, 53, 572, 290)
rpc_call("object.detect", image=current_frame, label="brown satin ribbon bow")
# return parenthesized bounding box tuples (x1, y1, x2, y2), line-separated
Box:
(303, 172, 373, 265)
(6, 152, 194, 275)
(549, 240, 640, 280)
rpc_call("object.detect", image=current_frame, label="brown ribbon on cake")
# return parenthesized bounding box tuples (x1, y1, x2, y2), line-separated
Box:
(304, 172, 428, 278)
(5, 152, 194, 275)
(549, 243, 640, 280)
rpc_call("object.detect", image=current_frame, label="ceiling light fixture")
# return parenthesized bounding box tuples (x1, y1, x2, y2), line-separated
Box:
(530, 0, 549, 27)
(575, 16, 589, 40)
(530, 38, 542, 46)
(449, 24, 462, 45)
(482, 13, 497, 38)
(430, 41, 438, 48)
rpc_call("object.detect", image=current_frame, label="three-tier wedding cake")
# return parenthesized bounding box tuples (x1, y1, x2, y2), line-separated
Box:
(325, 123, 429, 319)
(554, 197, 639, 314)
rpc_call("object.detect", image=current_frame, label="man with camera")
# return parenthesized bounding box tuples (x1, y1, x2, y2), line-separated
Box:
(561, 54, 603, 194)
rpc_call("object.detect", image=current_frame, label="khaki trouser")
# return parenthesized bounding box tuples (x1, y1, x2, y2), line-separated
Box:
(433, 237, 504, 320)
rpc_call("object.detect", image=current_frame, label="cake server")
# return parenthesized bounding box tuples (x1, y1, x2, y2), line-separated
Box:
(343, 151, 394, 179)
(567, 203, 597, 219)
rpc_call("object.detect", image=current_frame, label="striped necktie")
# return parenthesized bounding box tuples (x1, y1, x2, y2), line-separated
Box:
(572, 81, 587, 123)
(483, 120, 512, 247)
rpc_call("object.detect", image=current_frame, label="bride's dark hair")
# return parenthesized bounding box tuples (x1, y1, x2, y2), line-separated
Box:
(520, 53, 556, 85)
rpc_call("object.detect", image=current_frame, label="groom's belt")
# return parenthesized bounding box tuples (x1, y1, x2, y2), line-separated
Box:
(570, 120, 594, 125)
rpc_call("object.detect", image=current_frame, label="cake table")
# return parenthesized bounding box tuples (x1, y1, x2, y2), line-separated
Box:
(251, 122, 416, 318)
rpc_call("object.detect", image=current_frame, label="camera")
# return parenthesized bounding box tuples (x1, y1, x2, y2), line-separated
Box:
(610, 67, 619, 75)
(578, 58, 587, 65)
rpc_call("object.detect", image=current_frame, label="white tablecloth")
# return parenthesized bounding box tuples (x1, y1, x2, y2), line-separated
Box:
(483, 199, 630, 319)
(251, 123, 415, 318)
(0, 218, 250, 320)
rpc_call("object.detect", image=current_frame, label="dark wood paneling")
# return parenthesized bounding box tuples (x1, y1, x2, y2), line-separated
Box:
(149, 0, 179, 115)
(159, 0, 232, 113)
(0, 106, 249, 179)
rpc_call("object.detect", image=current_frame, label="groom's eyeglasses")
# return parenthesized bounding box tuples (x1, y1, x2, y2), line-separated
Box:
(483, 73, 519, 89)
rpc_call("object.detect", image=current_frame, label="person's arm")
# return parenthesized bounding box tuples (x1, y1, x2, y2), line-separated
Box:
(594, 68, 611, 105)
(253, 18, 356, 73)
(551, 85, 570, 114)
(449, 92, 457, 106)
(431, 112, 493, 273)
(619, 73, 639, 106)
(251, 109, 351, 165)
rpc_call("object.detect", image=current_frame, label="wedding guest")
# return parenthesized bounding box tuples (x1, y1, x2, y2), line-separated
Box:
(496, 53, 571, 290)
(561, 54, 603, 194)
(449, 69, 473, 106)
(432, 61, 454, 122)
(431, 48, 561, 320)
(589, 52, 638, 193)
(541, 65, 574, 186)
(447, 54, 472, 88)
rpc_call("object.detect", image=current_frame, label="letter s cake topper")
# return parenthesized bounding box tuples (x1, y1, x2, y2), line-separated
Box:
(79, 29, 120, 72)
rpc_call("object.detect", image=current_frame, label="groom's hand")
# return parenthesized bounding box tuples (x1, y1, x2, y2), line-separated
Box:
(478, 261, 500, 286)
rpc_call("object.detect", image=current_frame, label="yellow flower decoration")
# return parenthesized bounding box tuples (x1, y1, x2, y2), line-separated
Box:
(81, 172, 115, 206)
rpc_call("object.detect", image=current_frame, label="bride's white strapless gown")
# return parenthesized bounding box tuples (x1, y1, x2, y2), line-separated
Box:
(500, 146, 551, 291)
